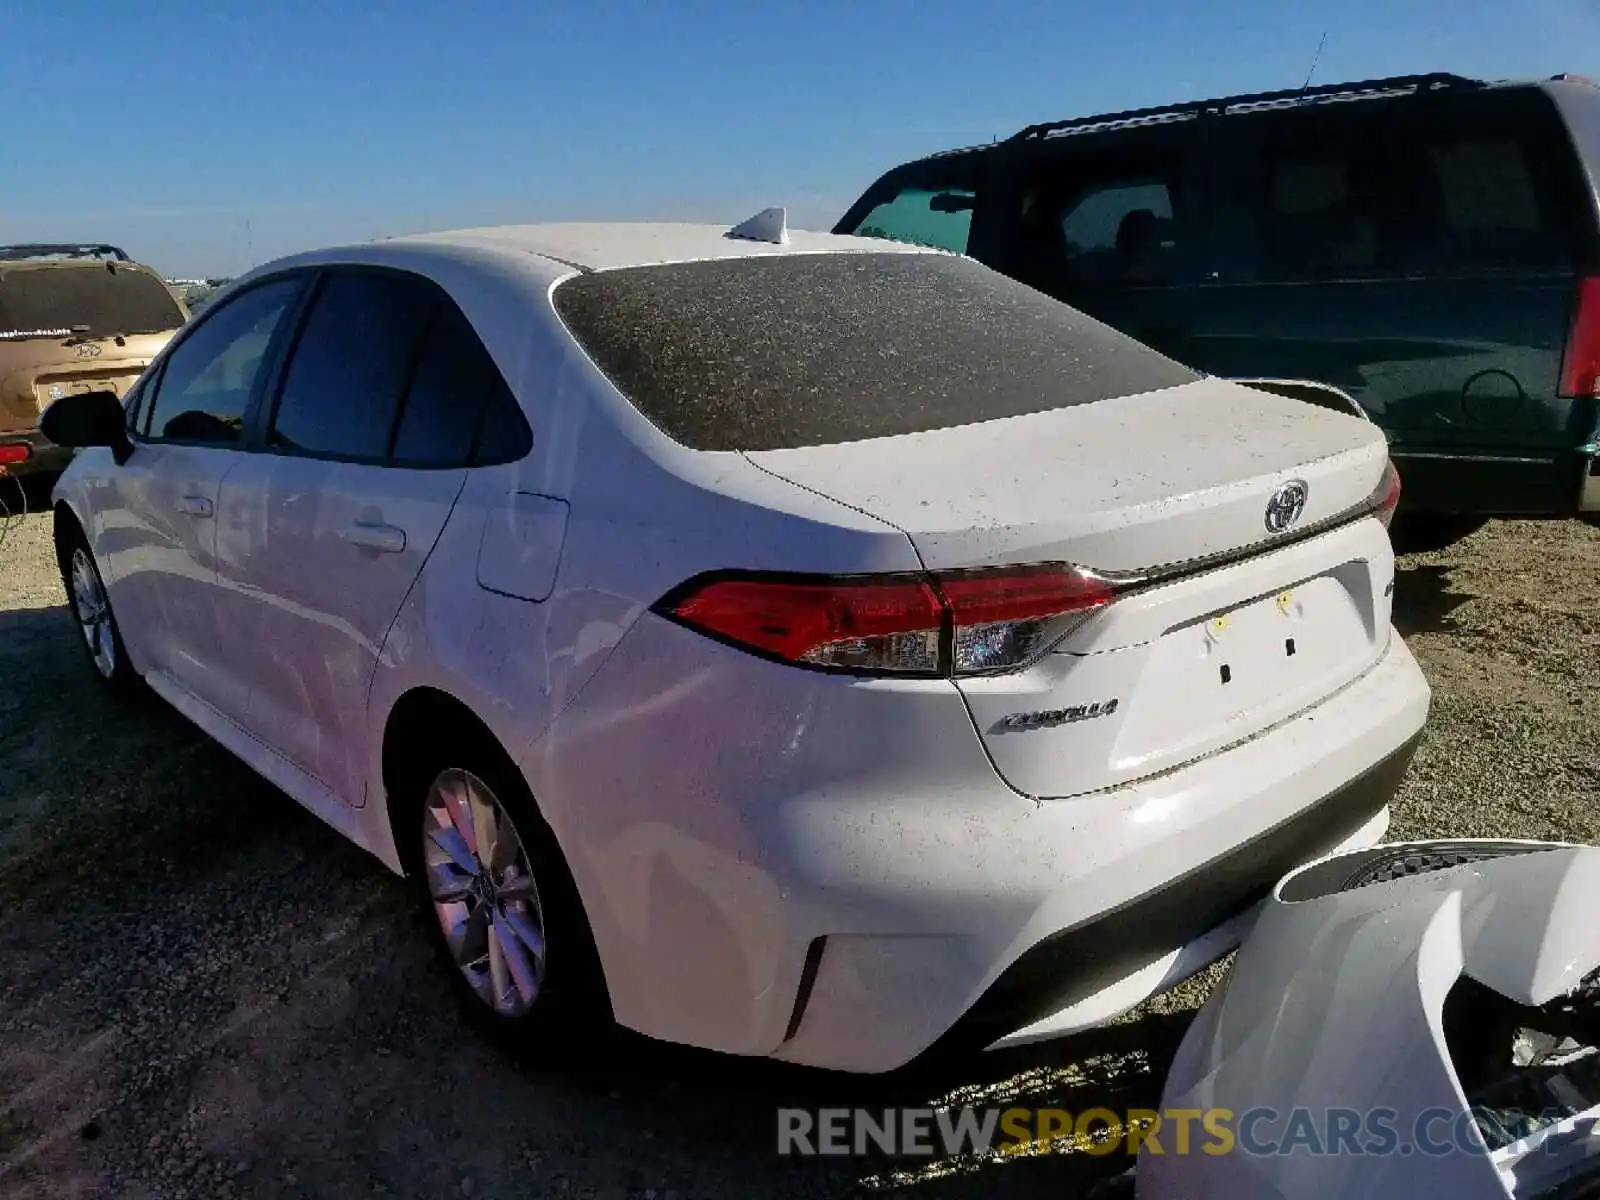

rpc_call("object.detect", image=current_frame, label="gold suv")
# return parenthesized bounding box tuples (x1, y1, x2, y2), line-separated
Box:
(0, 243, 187, 476)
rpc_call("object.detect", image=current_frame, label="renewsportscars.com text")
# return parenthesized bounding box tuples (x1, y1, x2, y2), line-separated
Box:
(777, 1105, 1548, 1158)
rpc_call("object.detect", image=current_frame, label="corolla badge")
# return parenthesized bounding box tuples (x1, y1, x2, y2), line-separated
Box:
(998, 698, 1119, 731)
(1264, 480, 1309, 533)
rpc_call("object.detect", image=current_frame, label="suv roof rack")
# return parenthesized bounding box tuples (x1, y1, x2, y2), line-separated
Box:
(0, 242, 132, 263)
(1009, 72, 1485, 143)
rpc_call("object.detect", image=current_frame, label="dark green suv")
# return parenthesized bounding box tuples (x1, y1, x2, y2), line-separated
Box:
(836, 72, 1600, 536)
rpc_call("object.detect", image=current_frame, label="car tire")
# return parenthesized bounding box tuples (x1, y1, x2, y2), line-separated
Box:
(397, 724, 611, 1060)
(56, 522, 139, 696)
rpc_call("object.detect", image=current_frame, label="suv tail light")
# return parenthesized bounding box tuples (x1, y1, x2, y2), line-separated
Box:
(1369, 459, 1402, 528)
(657, 564, 1119, 678)
(0, 444, 30, 467)
(1559, 276, 1600, 398)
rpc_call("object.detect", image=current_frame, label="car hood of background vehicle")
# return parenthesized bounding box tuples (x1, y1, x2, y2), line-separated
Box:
(741, 377, 1390, 573)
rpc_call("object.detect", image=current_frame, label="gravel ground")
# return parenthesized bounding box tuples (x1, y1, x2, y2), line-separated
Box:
(0, 500, 1596, 1200)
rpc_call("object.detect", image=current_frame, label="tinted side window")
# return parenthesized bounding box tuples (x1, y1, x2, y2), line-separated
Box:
(1008, 143, 1192, 296)
(1226, 96, 1572, 283)
(392, 302, 530, 467)
(141, 277, 301, 444)
(1058, 178, 1176, 284)
(1410, 131, 1570, 273)
(268, 271, 438, 460)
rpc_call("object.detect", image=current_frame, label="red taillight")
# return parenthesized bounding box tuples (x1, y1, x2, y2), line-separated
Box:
(1560, 276, 1600, 398)
(1370, 459, 1402, 529)
(668, 576, 945, 674)
(0, 444, 30, 466)
(935, 565, 1116, 674)
(660, 564, 1118, 677)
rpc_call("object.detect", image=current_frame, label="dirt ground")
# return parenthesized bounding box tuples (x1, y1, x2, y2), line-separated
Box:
(1, 498, 1596, 1200)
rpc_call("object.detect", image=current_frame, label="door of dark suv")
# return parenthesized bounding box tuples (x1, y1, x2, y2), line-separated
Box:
(1190, 85, 1596, 518)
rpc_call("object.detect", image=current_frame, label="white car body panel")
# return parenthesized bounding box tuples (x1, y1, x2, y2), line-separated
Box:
(104, 441, 237, 697)
(49, 221, 1432, 1073)
(1140, 840, 1600, 1200)
(744, 376, 1387, 574)
(211, 454, 468, 804)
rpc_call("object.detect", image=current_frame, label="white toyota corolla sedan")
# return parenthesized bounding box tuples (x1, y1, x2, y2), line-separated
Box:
(42, 211, 1430, 1073)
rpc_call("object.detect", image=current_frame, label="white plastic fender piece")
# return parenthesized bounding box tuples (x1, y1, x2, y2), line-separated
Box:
(1137, 839, 1600, 1200)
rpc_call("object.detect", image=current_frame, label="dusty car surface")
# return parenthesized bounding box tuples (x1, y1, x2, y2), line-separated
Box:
(0, 243, 187, 476)
(42, 212, 1427, 1073)
(1140, 839, 1600, 1199)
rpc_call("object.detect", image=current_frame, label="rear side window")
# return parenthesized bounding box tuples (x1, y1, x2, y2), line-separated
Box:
(0, 263, 185, 338)
(1226, 93, 1575, 283)
(392, 302, 531, 467)
(264, 267, 531, 468)
(269, 272, 436, 460)
(1005, 142, 1193, 297)
(552, 252, 1198, 452)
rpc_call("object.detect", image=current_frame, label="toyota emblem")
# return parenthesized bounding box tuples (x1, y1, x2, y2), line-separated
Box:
(1265, 480, 1309, 533)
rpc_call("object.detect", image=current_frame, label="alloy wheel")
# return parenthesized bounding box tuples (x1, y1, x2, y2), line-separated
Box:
(422, 768, 548, 1017)
(70, 548, 116, 679)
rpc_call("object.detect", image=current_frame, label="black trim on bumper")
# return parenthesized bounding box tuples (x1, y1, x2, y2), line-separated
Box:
(926, 731, 1423, 1058)
(1391, 450, 1583, 517)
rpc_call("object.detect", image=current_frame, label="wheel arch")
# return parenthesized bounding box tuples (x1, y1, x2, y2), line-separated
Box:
(52, 498, 88, 565)
(380, 685, 500, 873)
(376, 682, 616, 1020)
(377, 685, 575, 884)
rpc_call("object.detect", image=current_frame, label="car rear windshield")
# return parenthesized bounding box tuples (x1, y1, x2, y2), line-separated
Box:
(551, 252, 1198, 451)
(0, 263, 186, 338)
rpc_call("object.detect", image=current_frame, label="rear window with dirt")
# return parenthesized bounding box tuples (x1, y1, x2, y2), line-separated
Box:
(0, 263, 186, 338)
(551, 252, 1198, 451)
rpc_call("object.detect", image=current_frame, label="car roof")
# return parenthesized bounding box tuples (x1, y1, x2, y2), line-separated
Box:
(880, 71, 1599, 173)
(378, 220, 942, 273)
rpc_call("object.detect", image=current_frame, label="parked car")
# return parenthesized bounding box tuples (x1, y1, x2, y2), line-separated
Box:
(0, 243, 188, 477)
(43, 213, 1428, 1073)
(835, 72, 1600, 543)
(1139, 838, 1600, 1199)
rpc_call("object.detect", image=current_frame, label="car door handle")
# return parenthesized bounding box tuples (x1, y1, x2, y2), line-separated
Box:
(177, 495, 214, 518)
(341, 520, 406, 554)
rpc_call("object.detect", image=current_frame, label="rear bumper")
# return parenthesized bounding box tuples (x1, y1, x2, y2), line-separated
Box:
(768, 635, 1430, 1072)
(0, 427, 71, 477)
(933, 730, 1419, 1058)
(1391, 448, 1591, 517)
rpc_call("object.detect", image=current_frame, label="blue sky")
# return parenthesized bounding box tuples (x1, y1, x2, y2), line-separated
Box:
(2, 0, 1594, 277)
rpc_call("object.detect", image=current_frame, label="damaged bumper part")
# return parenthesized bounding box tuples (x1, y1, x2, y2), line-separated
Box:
(1139, 839, 1600, 1199)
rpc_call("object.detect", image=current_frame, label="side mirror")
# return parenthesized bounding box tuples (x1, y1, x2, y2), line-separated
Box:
(39, 390, 134, 465)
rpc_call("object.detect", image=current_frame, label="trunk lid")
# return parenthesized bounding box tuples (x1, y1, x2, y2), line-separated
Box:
(742, 377, 1389, 573)
(746, 378, 1398, 799)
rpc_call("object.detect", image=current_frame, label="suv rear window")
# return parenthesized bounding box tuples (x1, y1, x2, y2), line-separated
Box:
(551, 252, 1198, 452)
(0, 264, 186, 338)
